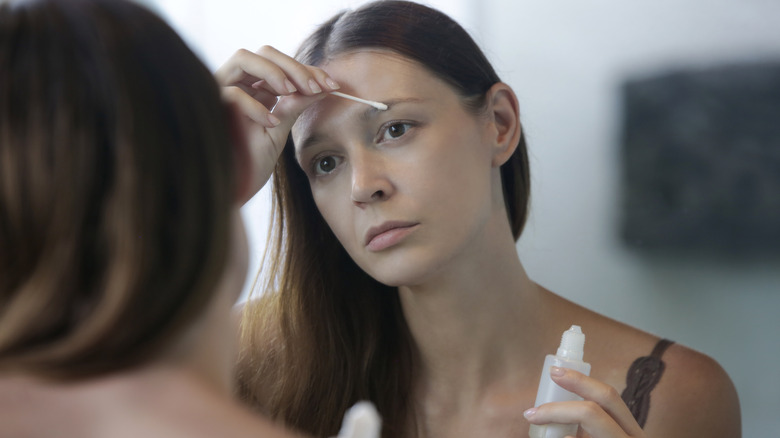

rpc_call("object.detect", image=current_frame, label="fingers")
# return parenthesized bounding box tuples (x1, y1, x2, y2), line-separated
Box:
(216, 46, 339, 96)
(553, 368, 643, 436)
(525, 400, 628, 438)
(217, 45, 340, 141)
(215, 45, 340, 199)
(251, 45, 337, 95)
(524, 368, 645, 438)
(222, 86, 280, 128)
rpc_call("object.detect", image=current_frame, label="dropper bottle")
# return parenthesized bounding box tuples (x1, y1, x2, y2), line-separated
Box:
(528, 325, 592, 438)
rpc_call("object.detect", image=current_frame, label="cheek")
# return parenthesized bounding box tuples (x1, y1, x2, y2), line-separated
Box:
(425, 126, 492, 192)
(312, 184, 355, 248)
(421, 129, 495, 229)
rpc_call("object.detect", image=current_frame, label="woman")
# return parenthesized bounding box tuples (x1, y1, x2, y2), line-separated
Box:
(0, 0, 366, 436)
(224, 1, 741, 437)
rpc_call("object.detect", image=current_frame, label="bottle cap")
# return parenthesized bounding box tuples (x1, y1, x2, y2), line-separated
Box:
(556, 325, 585, 360)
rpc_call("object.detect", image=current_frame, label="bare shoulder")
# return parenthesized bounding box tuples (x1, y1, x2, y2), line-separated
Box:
(643, 343, 741, 438)
(547, 294, 741, 437)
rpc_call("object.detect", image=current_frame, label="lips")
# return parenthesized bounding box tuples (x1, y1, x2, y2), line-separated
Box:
(364, 221, 419, 252)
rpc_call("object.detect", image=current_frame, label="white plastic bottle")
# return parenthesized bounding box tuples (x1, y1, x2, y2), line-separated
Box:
(336, 401, 382, 438)
(528, 325, 592, 438)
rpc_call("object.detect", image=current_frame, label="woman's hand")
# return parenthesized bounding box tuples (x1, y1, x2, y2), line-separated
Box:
(215, 45, 340, 202)
(524, 367, 646, 438)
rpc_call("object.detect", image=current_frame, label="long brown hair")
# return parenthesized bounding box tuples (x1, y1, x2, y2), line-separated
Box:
(0, 0, 236, 379)
(236, 1, 531, 436)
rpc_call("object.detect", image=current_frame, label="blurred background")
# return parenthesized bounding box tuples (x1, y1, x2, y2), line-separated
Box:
(144, 0, 780, 434)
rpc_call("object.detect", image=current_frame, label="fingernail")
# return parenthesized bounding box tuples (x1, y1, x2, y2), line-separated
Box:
(550, 366, 565, 377)
(523, 408, 537, 419)
(325, 77, 340, 90)
(267, 113, 281, 126)
(308, 79, 322, 94)
(284, 79, 297, 93)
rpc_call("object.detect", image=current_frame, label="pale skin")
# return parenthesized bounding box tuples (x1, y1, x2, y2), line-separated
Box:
(218, 47, 741, 437)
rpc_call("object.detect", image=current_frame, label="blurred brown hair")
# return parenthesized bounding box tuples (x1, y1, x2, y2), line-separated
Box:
(0, 0, 236, 379)
(236, 1, 530, 436)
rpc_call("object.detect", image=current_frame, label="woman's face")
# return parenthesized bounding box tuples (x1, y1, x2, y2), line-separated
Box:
(291, 51, 501, 286)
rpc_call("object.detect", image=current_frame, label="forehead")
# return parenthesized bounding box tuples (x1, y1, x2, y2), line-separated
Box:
(321, 49, 433, 94)
(291, 50, 456, 146)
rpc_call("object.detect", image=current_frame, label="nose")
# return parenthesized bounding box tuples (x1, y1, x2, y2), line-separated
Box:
(350, 150, 393, 206)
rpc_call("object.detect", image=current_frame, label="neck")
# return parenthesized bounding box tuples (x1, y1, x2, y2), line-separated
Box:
(163, 207, 248, 394)
(165, 288, 238, 394)
(398, 223, 547, 409)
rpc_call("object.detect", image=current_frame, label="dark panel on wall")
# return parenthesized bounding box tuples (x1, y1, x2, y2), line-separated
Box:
(620, 62, 780, 254)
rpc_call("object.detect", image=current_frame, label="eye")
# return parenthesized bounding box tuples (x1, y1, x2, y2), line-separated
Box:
(313, 155, 342, 175)
(380, 122, 413, 141)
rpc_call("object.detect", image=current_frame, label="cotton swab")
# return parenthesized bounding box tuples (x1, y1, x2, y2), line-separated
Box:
(330, 91, 388, 111)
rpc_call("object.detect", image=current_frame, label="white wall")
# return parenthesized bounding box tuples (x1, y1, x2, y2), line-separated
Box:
(150, 0, 780, 434)
(479, 1, 780, 435)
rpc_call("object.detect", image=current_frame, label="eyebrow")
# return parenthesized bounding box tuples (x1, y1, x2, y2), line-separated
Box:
(296, 97, 427, 153)
(360, 97, 426, 119)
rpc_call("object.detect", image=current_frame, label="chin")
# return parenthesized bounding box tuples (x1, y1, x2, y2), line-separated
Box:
(348, 242, 450, 288)
(360, 255, 437, 288)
